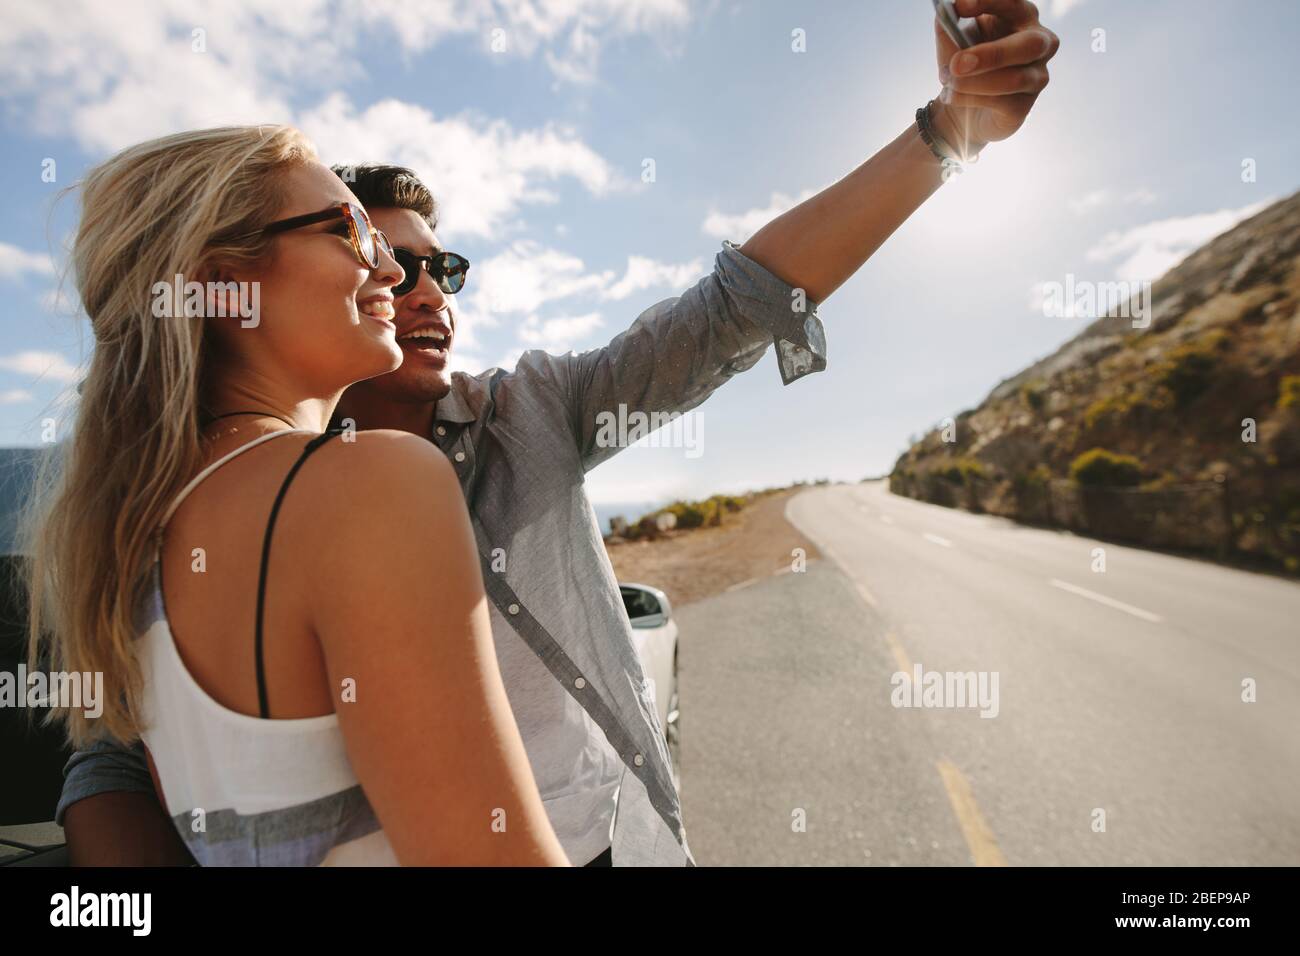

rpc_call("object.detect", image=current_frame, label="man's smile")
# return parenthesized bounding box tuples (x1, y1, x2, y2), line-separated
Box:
(395, 311, 453, 365)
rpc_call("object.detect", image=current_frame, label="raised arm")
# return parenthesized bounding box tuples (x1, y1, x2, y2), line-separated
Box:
(530, 238, 822, 474)
(519, 2, 1056, 474)
(739, 0, 1059, 302)
(309, 431, 569, 866)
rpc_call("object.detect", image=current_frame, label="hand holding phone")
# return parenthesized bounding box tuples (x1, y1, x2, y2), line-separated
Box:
(926, 0, 1059, 152)
(932, 0, 983, 49)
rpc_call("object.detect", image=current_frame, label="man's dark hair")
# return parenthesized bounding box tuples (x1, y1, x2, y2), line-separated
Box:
(330, 163, 438, 230)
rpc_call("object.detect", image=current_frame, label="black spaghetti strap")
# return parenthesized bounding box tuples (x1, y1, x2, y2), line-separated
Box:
(255, 427, 345, 719)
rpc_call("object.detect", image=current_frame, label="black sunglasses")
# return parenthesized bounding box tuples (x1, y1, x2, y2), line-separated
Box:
(391, 248, 470, 296)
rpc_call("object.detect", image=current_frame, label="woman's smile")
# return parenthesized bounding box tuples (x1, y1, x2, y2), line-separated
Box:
(357, 294, 396, 328)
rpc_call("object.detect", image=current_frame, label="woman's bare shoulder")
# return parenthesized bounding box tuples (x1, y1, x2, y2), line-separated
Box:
(288, 428, 464, 557)
(292, 429, 482, 648)
(306, 428, 457, 488)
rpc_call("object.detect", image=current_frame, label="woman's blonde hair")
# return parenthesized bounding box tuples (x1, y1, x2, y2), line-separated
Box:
(17, 125, 317, 748)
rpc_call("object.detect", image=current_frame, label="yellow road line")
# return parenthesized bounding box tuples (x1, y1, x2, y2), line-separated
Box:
(852, 579, 879, 609)
(936, 759, 1008, 866)
(884, 631, 912, 674)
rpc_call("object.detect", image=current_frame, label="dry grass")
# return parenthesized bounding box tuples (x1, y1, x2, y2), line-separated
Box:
(604, 489, 822, 608)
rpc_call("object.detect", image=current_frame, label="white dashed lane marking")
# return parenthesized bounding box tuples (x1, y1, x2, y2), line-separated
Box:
(1049, 578, 1163, 623)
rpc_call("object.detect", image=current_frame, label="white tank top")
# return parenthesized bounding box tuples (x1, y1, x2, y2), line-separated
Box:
(134, 429, 398, 866)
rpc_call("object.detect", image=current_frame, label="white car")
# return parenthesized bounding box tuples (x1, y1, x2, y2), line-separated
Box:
(620, 582, 681, 793)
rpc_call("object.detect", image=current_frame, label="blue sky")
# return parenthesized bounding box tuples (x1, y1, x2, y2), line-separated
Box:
(1, 0, 1297, 513)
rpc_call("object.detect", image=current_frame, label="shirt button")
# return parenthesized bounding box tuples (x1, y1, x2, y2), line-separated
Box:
(574, 677, 586, 690)
(454, 451, 466, 462)
(507, 603, 519, 615)
(633, 754, 644, 767)
(436, 425, 447, 437)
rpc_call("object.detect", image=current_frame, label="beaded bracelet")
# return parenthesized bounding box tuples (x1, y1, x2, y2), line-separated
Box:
(916, 99, 978, 175)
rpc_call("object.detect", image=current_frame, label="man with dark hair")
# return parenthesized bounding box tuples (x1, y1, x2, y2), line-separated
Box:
(337, 163, 440, 229)
(328, 164, 461, 441)
(55, 3, 1059, 864)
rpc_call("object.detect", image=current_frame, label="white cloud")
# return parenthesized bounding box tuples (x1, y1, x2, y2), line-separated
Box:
(447, 245, 687, 374)
(0, 0, 693, 153)
(469, 241, 614, 315)
(518, 311, 605, 346)
(604, 255, 704, 300)
(40, 285, 81, 317)
(0, 389, 35, 405)
(0, 0, 637, 247)
(445, 348, 487, 376)
(0, 0, 305, 153)
(360, 0, 690, 78)
(463, 240, 700, 319)
(702, 189, 818, 242)
(464, 242, 699, 368)
(0, 351, 82, 384)
(1068, 187, 1159, 216)
(1067, 189, 1111, 215)
(301, 95, 624, 241)
(1086, 200, 1272, 281)
(0, 244, 56, 281)
(494, 348, 527, 371)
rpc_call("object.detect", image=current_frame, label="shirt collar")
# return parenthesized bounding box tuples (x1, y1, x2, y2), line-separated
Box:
(432, 374, 478, 424)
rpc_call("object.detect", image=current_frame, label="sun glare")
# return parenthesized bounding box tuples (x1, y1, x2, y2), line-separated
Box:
(925, 137, 1046, 240)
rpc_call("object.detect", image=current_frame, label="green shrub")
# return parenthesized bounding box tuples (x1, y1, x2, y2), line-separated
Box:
(652, 493, 747, 531)
(1278, 375, 1300, 410)
(1158, 334, 1225, 407)
(1069, 448, 1143, 487)
(1013, 464, 1052, 490)
(1084, 393, 1134, 429)
(938, 457, 985, 485)
(1140, 471, 1178, 490)
(661, 501, 705, 528)
(1020, 383, 1045, 412)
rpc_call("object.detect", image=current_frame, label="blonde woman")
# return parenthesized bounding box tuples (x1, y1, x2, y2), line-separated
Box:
(19, 126, 568, 866)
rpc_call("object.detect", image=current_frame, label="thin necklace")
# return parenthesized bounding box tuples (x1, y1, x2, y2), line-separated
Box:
(201, 409, 298, 443)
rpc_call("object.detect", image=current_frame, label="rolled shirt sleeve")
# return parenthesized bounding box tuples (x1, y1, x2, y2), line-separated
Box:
(537, 239, 827, 472)
(54, 736, 154, 826)
(714, 240, 828, 386)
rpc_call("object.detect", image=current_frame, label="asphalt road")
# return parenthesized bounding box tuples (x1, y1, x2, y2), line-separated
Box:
(677, 481, 1300, 865)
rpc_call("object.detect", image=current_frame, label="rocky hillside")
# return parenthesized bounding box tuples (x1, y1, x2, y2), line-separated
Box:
(891, 191, 1300, 572)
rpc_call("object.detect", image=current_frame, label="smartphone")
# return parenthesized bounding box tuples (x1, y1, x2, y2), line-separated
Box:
(932, 0, 983, 49)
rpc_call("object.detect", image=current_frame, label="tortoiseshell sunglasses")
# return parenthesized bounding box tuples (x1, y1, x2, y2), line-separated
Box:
(259, 201, 394, 270)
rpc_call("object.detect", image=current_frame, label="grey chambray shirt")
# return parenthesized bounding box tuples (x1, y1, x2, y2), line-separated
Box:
(56, 239, 827, 866)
